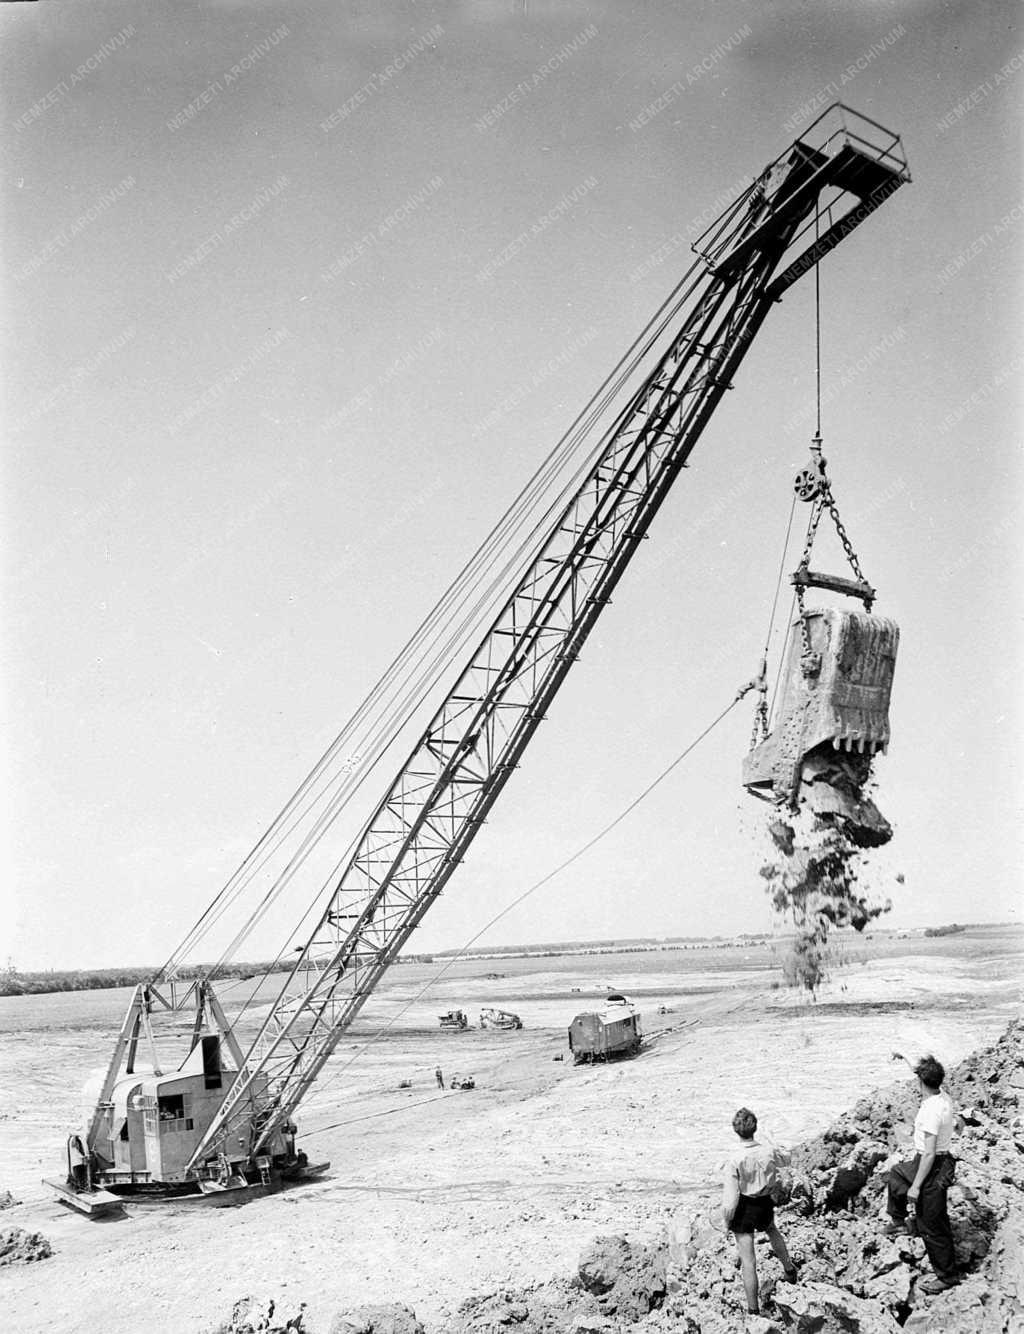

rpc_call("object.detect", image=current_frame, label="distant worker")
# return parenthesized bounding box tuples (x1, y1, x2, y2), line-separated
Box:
(435, 1066, 445, 1089)
(67, 1133, 88, 1192)
(722, 1107, 798, 1316)
(884, 1054, 959, 1293)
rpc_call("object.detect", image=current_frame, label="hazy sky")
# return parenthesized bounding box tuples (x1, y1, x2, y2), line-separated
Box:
(3, 0, 1021, 971)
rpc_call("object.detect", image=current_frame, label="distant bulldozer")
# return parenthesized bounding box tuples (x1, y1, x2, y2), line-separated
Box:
(438, 1009, 469, 1031)
(479, 1007, 522, 1030)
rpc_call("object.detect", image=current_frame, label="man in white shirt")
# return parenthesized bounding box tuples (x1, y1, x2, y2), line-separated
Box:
(884, 1054, 958, 1293)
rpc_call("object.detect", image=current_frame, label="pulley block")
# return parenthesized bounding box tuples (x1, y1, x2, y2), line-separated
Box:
(793, 459, 825, 502)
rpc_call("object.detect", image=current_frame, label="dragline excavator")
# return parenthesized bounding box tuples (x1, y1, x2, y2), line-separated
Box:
(55, 105, 909, 1213)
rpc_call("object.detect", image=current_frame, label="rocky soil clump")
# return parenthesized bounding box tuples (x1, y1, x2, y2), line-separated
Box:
(0, 1225, 53, 1266)
(207, 1296, 309, 1333)
(206, 1020, 1023, 1334)
(329, 1306, 425, 1334)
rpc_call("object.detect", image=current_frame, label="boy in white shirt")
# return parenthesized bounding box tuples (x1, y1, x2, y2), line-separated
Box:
(884, 1054, 958, 1293)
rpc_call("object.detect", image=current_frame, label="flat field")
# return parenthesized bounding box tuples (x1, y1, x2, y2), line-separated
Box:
(1, 925, 1020, 1333)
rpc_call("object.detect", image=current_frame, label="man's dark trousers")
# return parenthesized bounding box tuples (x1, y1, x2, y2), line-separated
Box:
(887, 1153, 957, 1281)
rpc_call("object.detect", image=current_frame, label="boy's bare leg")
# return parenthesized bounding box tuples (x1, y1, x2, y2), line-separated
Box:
(768, 1224, 795, 1275)
(734, 1232, 759, 1312)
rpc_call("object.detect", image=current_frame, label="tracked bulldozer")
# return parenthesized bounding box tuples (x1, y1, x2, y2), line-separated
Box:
(438, 1010, 469, 1031)
(479, 1007, 522, 1030)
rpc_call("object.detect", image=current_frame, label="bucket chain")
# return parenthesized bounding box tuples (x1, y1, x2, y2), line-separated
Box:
(793, 478, 870, 675)
(795, 499, 824, 671)
(823, 486, 868, 585)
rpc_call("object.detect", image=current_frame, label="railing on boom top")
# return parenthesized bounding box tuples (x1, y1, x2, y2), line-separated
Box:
(691, 103, 910, 276)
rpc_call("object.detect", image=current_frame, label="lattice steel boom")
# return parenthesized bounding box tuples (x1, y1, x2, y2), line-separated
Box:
(179, 106, 908, 1175)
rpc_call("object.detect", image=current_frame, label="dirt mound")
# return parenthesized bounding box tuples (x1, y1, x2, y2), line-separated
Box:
(0, 1225, 53, 1266)
(208, 1300, 426, 1334)
(328, 1306, 424, 1334)
(206, 1296, 309, 1333)
(449, 1237, 667, 1333)
(661, 1017, 1024, 1333)
(576, 1233, 667, 1321)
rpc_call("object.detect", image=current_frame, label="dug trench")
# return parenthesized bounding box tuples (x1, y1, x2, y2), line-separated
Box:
(201, 1018, 1024, 1334)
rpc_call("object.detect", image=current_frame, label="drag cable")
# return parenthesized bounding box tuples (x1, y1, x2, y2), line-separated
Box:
(301, 693, 742, 1124)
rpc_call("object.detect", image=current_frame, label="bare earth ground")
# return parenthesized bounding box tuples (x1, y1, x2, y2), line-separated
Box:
(1, 926, 1020, 1334)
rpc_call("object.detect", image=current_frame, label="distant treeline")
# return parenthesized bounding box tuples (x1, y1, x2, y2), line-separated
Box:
(429, 935, 771, 961)
(0, 961, 280, 998)
(923, 923, 969, 937)
(1, 938, 776, 995)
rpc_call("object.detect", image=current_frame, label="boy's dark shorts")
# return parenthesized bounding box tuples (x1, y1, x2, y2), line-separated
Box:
(728, 1192, 775, 1234)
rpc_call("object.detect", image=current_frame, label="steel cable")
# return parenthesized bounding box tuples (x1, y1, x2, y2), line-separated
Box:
(299, 694, 741, 1110)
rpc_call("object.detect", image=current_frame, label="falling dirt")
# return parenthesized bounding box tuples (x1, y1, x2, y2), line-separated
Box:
(759, 781, 893, 992)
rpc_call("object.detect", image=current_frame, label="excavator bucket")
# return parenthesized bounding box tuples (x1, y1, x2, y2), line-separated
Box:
(743, 606, 899, 846)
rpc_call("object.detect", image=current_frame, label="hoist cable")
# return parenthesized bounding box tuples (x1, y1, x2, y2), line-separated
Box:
(755, 491, 798, 736)
(762, 490, 797, 662)
(814, 201, 823, 439)
(764, 201, 825, 730)
(300, 694, 742, 1113)
(768, 592, 797, 725)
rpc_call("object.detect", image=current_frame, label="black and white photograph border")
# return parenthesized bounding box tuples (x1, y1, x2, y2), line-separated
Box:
(2, 3, 1022, 1333)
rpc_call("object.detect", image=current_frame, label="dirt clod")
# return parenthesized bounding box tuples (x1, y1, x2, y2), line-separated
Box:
(575, 1234, 666, 1320)
(207, 1296, 308, 1333)
(328, 1305, 424, 1334)
(0, 1225, 53, 1266)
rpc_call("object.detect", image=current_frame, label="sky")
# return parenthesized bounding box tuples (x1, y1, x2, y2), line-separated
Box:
(2, 0, 1021, 972)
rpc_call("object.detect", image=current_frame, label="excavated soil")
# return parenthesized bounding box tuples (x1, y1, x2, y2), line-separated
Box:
(0, 1226, 53, 1267)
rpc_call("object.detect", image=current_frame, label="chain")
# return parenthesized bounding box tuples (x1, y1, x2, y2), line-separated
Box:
(736, 659, 770, 748)
(796, 497, 824, 573)
(751, 659, 769, 748)
(822, 484, 868, 583)
(794, 500, 823, 669)
(752, 687, 769, 748)
(791, 475, 873, 674)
